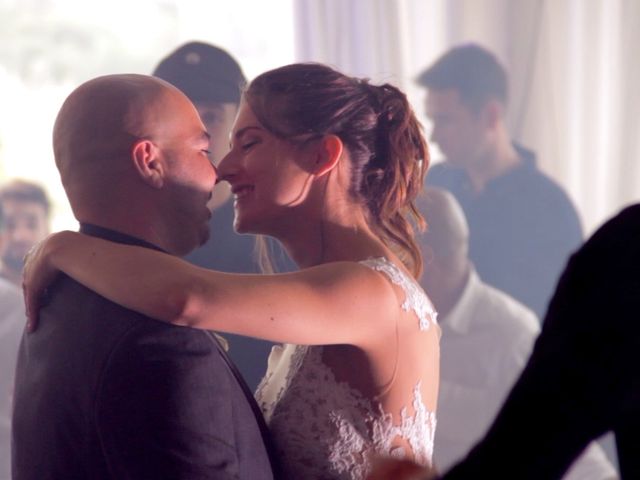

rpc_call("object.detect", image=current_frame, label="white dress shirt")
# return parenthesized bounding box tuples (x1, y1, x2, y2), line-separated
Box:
(0, 277, 24, 480)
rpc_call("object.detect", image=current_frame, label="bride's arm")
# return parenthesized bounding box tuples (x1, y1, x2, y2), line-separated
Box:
(25, 231, 397, 346)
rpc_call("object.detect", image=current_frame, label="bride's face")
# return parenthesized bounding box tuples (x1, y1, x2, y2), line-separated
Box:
(217, 101, 318, 236)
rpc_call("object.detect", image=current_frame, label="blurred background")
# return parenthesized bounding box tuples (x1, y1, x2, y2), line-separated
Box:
(1, 0, 638, 235)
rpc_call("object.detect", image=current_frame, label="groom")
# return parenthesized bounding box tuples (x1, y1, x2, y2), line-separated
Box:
(12, 74, 277, 479)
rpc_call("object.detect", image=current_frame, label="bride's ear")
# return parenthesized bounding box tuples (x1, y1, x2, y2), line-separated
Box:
(312, 135, 343, 177)
(131, 139, 164, 188)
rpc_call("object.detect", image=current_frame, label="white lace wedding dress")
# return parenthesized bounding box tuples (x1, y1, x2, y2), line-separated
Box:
(255, 258, 438, 480)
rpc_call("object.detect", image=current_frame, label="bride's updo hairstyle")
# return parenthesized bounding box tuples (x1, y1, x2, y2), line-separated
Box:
(244, 63, 429, 278)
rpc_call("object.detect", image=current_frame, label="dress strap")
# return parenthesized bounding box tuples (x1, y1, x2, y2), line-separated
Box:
(359, 257, 437, 331)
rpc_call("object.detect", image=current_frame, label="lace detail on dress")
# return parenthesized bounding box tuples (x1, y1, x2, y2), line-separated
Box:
(360, 257, 437, 330)
(254, 257, 438, 480)
(256, 345, 437, 480)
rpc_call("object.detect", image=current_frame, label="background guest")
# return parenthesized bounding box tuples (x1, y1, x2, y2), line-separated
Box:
(0, 180, 49, 480)
(418, 187, 617, 479)
(0, 180, 51, 287)
(0, 201, 26, 480)
(417, 44, 583, 319)
(439, 203, 640, 478)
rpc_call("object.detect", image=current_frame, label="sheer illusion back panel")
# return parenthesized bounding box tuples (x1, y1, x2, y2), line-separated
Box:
(255, 258, 440, 480)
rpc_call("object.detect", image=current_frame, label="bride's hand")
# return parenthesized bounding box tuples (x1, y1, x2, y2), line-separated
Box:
(22, 232, 68, 332)
(366, 457, 437, 480)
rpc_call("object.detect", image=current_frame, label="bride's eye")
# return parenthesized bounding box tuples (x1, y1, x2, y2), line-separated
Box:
(241, 140, 260, 151)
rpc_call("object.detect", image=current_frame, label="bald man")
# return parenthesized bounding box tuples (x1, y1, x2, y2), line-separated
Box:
(12, 75, 276, 480)
(419, 188, 616, 480)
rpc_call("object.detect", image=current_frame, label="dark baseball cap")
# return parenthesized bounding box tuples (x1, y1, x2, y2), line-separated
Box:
(153, 41, 246, 104)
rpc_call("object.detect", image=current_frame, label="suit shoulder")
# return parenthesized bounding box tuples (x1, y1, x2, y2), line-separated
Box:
(110, 319, 222, 366)
(46, 278, 228, 377)
(57, 276, 215, 346)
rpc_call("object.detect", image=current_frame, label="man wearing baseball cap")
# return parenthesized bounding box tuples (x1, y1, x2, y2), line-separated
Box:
(153, 42, 276, 391)
(154, 41, 245, 212)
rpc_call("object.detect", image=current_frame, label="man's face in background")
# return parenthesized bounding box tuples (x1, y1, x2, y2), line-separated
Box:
(195, 101, 238, 210)
(425, 88, 488, 169)
(0, 198, 50, 273)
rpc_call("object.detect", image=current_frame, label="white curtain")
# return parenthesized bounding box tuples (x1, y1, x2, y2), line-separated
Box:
(516, 0, 640, 234)
(294, 0, 640, 234)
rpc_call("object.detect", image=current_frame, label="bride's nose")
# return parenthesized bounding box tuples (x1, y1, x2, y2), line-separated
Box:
(217, 150, 239, 182)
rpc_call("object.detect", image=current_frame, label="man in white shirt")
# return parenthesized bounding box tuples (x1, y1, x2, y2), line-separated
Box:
(0, 254, 25, 479)
(418, 187, 617, 479)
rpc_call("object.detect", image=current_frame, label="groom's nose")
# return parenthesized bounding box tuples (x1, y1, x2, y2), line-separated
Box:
(211, 162, 219, 184)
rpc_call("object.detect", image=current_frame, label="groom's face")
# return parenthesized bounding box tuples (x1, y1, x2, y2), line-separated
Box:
(150, 89, 218, 255)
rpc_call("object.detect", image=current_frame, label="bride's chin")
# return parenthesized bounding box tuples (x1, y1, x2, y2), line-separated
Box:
(233, 215, 257, 235)
(233, 209, 281, 237)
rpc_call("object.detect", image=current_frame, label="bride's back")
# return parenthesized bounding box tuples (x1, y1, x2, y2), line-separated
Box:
(256, 257, 439, 480)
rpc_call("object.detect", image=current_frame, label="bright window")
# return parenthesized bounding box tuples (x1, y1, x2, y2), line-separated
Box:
(0, 0, 295, 231)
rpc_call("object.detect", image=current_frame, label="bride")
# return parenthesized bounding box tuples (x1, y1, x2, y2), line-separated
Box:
(25, 63, 440, 480)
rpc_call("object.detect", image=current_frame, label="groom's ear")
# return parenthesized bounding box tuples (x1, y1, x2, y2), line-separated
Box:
(131, 139, 164, 188)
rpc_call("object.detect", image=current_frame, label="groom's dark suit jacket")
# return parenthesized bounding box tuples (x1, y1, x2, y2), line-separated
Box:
(442, 205, 640, 479)
(12, 224, 277, 480)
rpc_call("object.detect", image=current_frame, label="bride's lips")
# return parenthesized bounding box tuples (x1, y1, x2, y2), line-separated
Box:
(231, 185, 254, 200)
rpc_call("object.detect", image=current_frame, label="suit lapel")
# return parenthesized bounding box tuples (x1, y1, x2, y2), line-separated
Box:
(204, 332, 280, 474)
